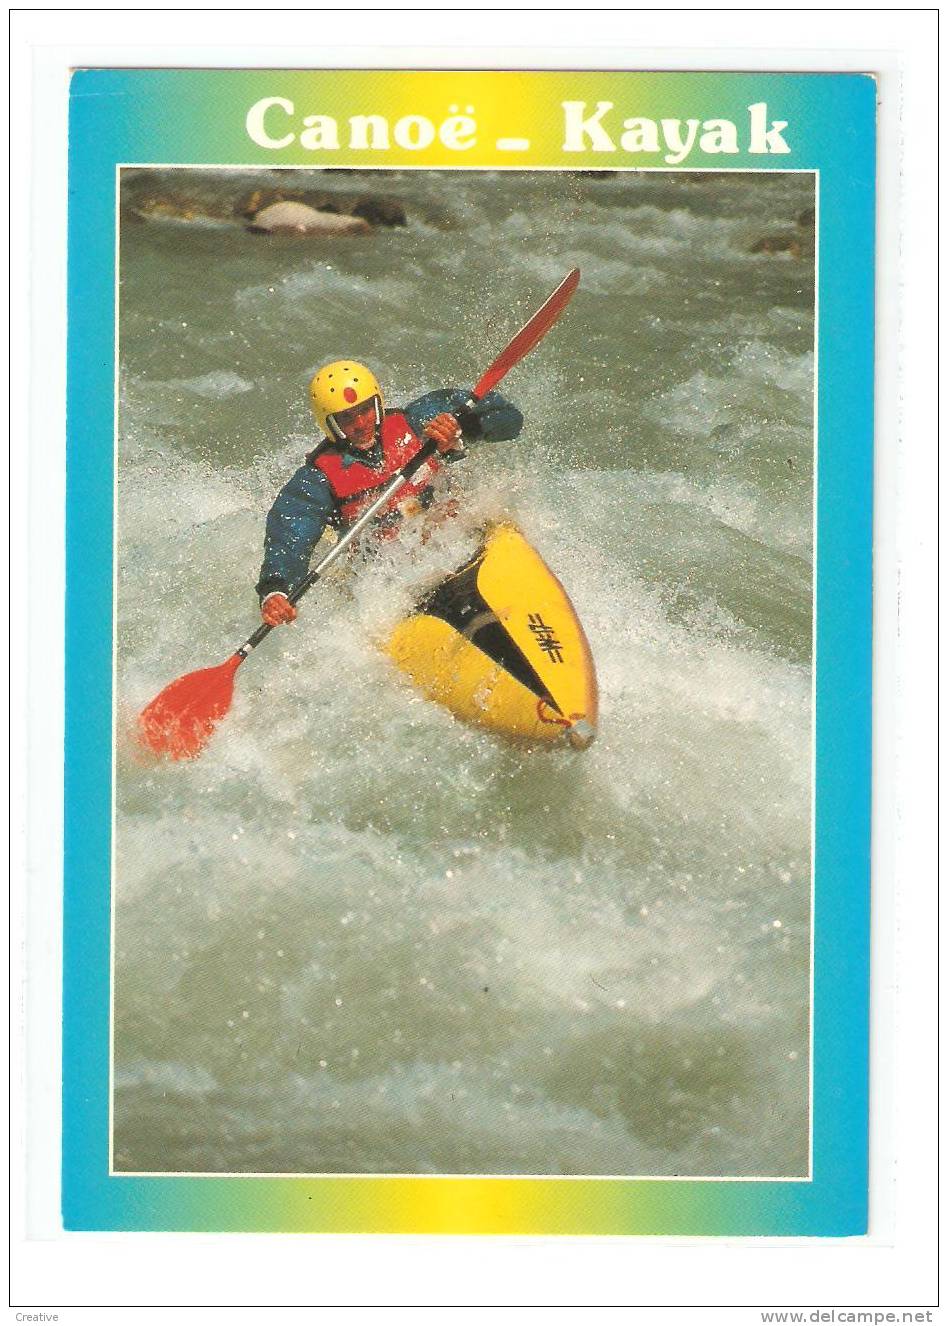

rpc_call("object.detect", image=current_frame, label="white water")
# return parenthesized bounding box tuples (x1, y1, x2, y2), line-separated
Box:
(114, 168, 813, 1176)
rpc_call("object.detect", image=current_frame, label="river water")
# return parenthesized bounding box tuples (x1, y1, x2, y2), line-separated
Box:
(113, 167, 814, 1177)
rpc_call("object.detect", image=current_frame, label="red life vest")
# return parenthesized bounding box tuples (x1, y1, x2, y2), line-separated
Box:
(311, 411, 442, 527)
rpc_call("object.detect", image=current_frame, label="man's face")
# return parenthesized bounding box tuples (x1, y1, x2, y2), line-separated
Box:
(333, 400, 378, 451)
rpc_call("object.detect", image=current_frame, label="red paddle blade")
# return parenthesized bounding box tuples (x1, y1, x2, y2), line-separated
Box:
(138, 655, 242, 760)
(472, 267, 580, 401)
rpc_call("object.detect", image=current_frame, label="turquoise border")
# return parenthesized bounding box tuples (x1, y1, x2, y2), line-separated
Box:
(64, 69, 874, 1235)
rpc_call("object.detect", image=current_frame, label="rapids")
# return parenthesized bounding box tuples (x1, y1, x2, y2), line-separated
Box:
(114, 167, 814, 1176)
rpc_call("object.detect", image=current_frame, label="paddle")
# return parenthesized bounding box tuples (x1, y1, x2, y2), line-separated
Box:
(138, 267, 581, 759)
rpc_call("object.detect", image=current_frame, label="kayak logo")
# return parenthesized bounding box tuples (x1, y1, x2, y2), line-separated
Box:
(528, 613, 564, 663)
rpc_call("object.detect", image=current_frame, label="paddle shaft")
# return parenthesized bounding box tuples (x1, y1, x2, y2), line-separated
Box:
(235, 437, 440, 659)
(234, 267, 580, 661)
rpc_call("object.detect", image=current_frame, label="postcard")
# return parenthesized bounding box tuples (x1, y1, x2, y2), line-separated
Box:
(63, 68, 874, 1235)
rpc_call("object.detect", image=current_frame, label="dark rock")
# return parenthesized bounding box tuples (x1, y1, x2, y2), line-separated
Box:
(671, 172, 728, 185)
(796, 206, 816, 230)
(120, 203, 146, 226)
(749, 234, 802, 258)
(350, 196, 407, 227)
(129, 193, 233, 222)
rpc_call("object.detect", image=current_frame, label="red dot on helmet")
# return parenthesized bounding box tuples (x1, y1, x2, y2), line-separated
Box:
(343, 387, 358, 403)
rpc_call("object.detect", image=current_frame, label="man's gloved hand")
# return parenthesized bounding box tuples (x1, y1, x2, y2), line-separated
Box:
(423, 412, 465, 455)
(261, 592, 298, 626)
(452, 402, 483, 439)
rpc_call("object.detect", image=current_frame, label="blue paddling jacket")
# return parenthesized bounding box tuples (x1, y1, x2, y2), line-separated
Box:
(256, 388, 523, 601)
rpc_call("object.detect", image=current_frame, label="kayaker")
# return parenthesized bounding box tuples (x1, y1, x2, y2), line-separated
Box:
(256, 360, 524, 625)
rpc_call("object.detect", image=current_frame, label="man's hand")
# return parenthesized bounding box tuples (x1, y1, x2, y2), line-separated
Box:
(423, 412, 464, 455)
(261, 593, 298, 626)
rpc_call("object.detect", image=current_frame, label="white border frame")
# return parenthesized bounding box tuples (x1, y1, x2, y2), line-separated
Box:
(108, 160, 819, 1187)
(10, 7, 936, 1317)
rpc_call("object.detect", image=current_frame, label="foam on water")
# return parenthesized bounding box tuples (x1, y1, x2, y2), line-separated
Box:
(114, 168, 814, 1177)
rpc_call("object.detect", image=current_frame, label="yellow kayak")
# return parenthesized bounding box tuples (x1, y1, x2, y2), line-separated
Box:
(386, 524, 598, 748)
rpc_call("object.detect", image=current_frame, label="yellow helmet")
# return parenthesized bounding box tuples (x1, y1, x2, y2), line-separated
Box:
(308, 360, 384, 441)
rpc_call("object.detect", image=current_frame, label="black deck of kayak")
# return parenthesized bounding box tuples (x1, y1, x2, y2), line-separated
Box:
(414, 549, 561, 713)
